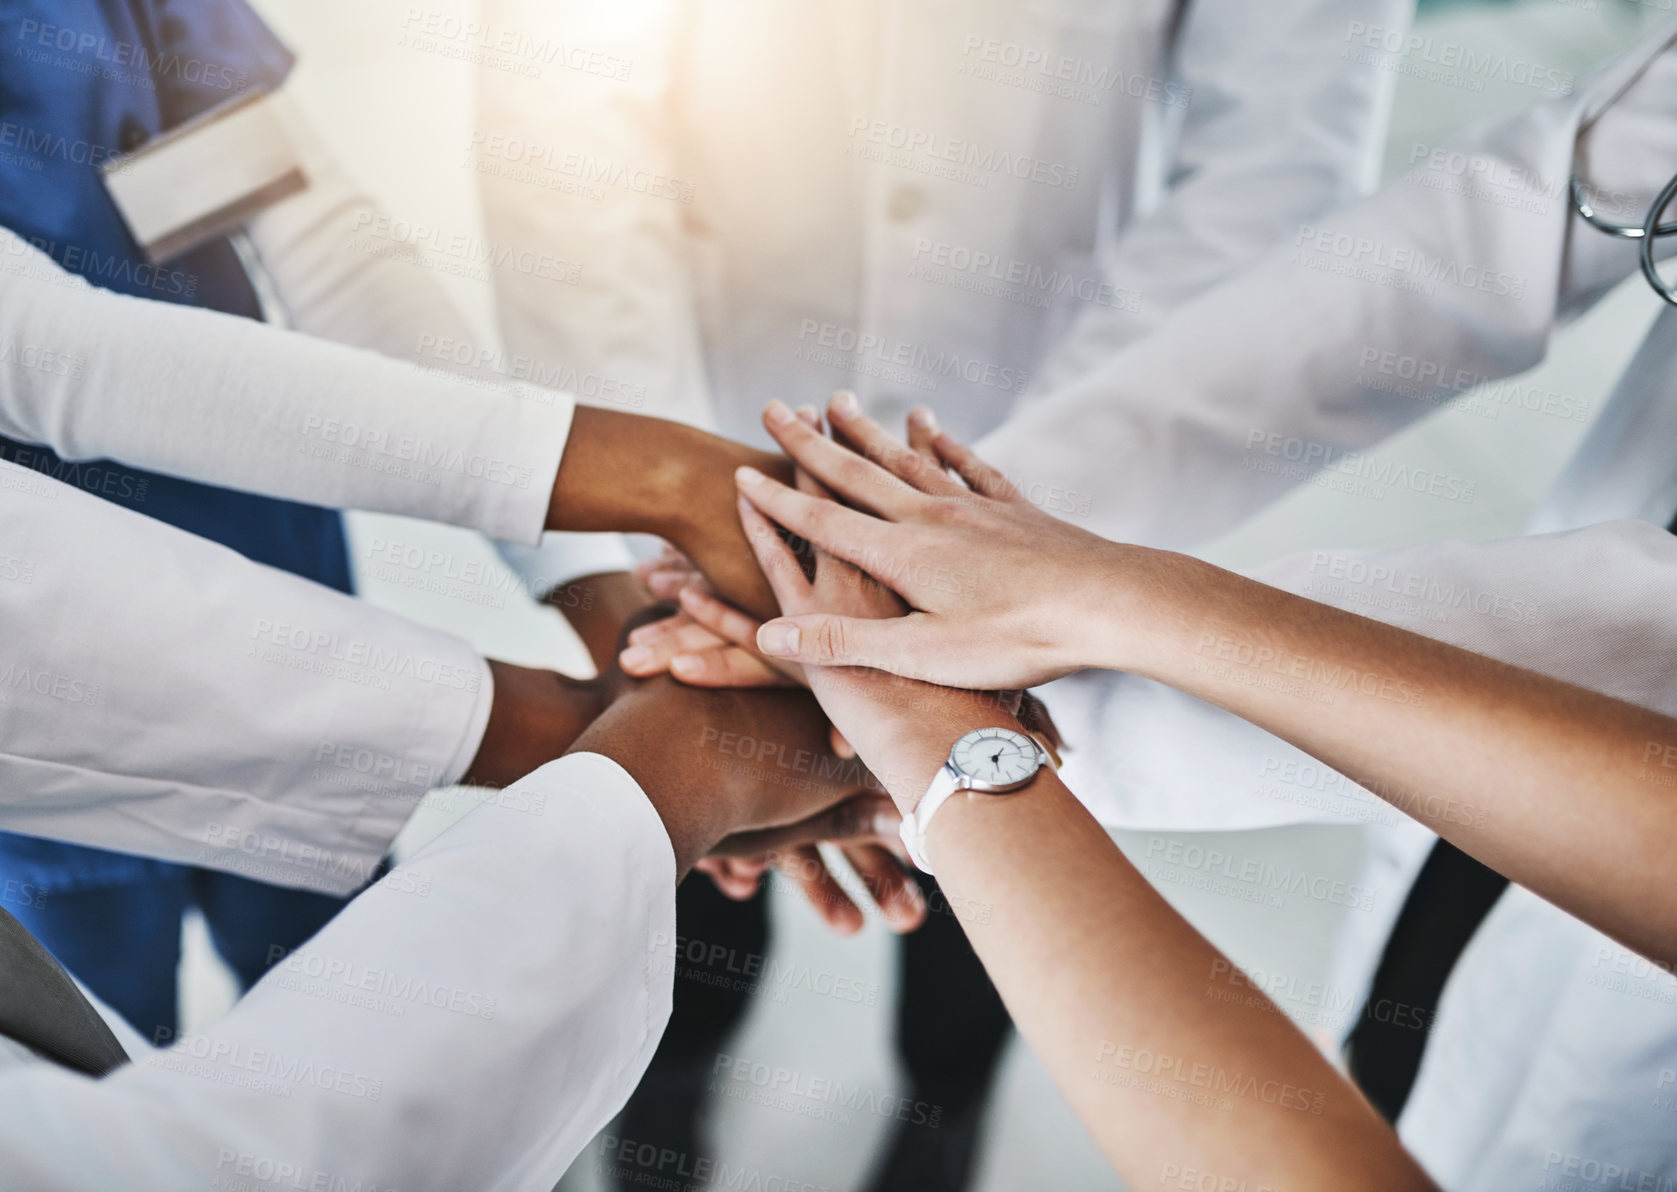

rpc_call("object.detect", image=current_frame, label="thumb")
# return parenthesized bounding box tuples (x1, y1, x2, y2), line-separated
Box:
(756, 613, 936, 676)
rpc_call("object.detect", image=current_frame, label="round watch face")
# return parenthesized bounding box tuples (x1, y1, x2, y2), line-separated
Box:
(950, 728, 1041, 789)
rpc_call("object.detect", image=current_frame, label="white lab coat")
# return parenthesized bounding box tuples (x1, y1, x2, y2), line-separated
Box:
(0, 226, 682, 1185)
(242, 127, 634, 589)
(0, 752, 677, 1192)
(476, 0, 1410, 441)
(484, 8, 1677, 1186)
(1005, 26, 1677, 1190)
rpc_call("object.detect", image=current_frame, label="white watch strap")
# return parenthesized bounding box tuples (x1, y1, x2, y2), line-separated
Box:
(899, 764, 963, 876)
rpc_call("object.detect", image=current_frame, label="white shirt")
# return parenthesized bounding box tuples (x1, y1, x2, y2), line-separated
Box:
(476, 0, 1407, 443)
(0, 752, 679, 1192)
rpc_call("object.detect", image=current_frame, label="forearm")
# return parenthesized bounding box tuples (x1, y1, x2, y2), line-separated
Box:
(463, 660, 606, 791)
(565, 676, 753, 877)
(1119, 552, 1677, 961)
(549, 407, 788, 618)
(0, 230, 565, 545)
(920, 772, 1430, 1189)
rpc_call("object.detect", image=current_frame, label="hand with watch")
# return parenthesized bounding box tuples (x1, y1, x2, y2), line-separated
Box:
(899, 726, 1053, 874)
(734, 455, 1059, 876)
(732, 414, 1436, 1191)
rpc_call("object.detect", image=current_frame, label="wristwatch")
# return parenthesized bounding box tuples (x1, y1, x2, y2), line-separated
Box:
(899, 727, 1051, 875)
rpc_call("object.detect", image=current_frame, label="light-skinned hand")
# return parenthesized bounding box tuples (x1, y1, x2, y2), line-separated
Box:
(734, 394, 1152, 690)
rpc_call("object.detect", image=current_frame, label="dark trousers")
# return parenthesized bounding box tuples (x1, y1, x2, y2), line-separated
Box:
(615, 872, 1012, 1192)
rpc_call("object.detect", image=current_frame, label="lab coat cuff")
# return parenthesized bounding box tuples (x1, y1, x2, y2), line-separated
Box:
(458, 382, 574, 547)
(437, 655, 497, 789)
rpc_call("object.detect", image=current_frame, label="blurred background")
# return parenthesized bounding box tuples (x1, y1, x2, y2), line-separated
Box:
(160, 1, 1675, 1187)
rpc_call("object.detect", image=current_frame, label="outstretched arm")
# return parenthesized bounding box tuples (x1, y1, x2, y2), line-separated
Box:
(733, 460, 1434, 1190)
(0, 228, 783, 616)
(737, 398, 1677, 968)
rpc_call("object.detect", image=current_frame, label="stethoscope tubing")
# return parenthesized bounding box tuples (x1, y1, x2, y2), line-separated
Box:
(1572, 171, 1677, 307)
(1640, 170, 1677, 307)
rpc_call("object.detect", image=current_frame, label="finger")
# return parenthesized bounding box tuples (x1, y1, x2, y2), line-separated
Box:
(694, 856, 766, 900)
(777, 845, 864, 935)
(934, 430, 1020, 503)
(677, 582, 763, 651)
(619, 614, 726, 675)
(643, 565, 703, 602)
(840, 843, 925, 933)
(669, 646, 792, 688)
(735, 467, 899, 583)
(678, 584, 807, 685)
(633, 543, 685, 579)
(708, 793, 900, 857)
(795, 404, 824, 430)
(736, 491, 818, 612)
(828, 394, 965, 498)
(624, 612, 718, 654)
(635, 546, 699, 592)
(792, 464, 906, 617)
(756, 609, 936, 675)
(760, 399, 927, 518)
(907, 406, 945, 468)
(829, 725, 856, 758)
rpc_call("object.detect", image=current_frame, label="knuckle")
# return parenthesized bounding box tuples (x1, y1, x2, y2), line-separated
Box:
(812, 617, 849, 662)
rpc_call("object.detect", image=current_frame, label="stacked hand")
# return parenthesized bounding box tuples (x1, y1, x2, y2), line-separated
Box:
(478, 395, 1090, 931)
(736, 392, 1151, 689)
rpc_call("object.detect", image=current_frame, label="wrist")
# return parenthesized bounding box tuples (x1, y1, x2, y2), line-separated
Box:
(863, 691, 1026, 814)
(569, 679, 753, 875)
(546, 407, 704, 538)
(1075, 543, 1204, 675)
(548, 407, 787, 619)
(464, 660, 606, 791)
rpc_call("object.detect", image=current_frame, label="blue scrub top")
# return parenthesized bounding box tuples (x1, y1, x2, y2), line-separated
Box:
(0, 0, 353, 889)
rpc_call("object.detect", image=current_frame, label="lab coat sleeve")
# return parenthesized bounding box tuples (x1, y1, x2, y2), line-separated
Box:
(0, 753, 677, 1192)
(980, 24, 1677, 552)
(474, 0, 719, 431)
(1055, 519, 1677, 833)
(0, 457, 491, 895)
(244, 122, 636, 588)
(1034, 0, 1412, 392)
(0, 226, 566, 546)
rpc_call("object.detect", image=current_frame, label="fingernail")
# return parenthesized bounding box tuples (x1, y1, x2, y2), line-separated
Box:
(757, 623, 800, 656)
(873, 810, 902, 837)
(830, 390, 859, 417)
(764, 400, 794, 426)
(619, 646, 653, 670)
(909, 406, 938, 431)
(670, 654, 702, 677)
(736, 465, 766, 486)
(795, 404, 821, 427)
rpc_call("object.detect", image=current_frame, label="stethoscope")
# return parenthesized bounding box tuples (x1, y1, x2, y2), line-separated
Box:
(1571, 170, 1677, 306)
